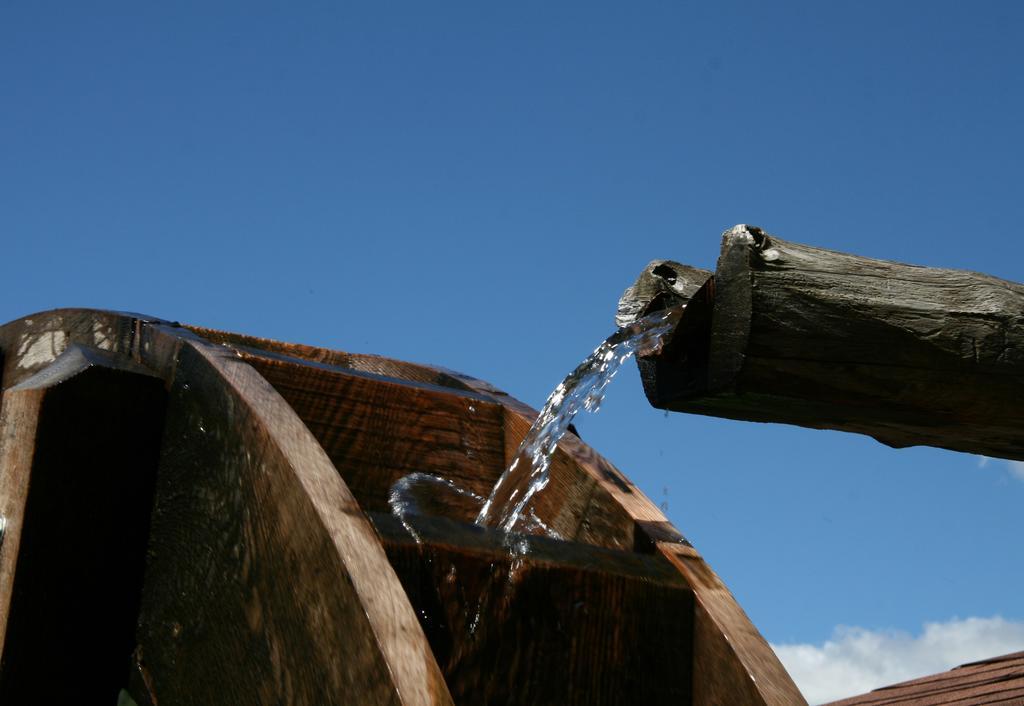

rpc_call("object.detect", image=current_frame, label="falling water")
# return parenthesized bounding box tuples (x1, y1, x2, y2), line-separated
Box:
(384, 306, 683, 649)
(475, 306, 683, 534)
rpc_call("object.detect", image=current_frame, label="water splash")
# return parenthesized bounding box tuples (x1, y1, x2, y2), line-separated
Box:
(388, 472, 484, 541)
(385, 309, 681, 652)
(476, 306, 682, 533)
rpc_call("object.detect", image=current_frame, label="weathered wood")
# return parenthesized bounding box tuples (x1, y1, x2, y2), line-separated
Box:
(414, 345, 803, 704)
(193, 327, 691, 546)
(387, 354, 689, 552)
(0, 385, 44, 650)
(371, 511, 693, 705)
(659, 544, 806, 706)
(0, 310, 807, 705)
(0, 308, 153, 388)
(186, 322, 803, 704)
(0, 312, 457, 705)
(616, 260, 714, 328)
(0, 344, 166, 703)
(219, 333, 674, 553)
(237, 348, 505, 522)
(188, 325, 479, 392)
(639, 225, 1024, 460)
(133, 325, 453, 706)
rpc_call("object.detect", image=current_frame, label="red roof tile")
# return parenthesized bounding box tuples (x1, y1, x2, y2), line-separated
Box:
(824, 651, 1024, 706)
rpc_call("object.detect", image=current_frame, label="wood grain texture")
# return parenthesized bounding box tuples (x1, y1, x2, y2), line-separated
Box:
(0, 310, 805, 705)
(640, 225, 1024, 460)
(187, 325, 479, 392)
(0, 344, 166, 704)
(372, 511, 693, 705)
(616, 260, 713, 327)
(135, 325, 453, 706)
(495, 409, 636, 549)
(214, 333, 685, 551)
(0, 313, 160, 664)
(439, 382, 691, 553)
(0, 308, 156, 388)
(239, 350, 505, 521)
(200, 322, 796, 704)
(0, 389, 43, 652)
(410, 340, 801, 704)
(419, 346, 800, 704)
(660, 544, 807, 706)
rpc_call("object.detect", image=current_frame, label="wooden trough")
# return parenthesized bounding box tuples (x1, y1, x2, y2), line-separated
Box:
(0, 309, 804, 705)
(627, 225, 1024, 460)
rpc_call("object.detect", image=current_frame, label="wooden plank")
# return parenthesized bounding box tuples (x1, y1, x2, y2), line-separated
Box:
(239, 350, 507, 522)
(187, 325, 478, 392)
(192, 324, 692, 551)
(0, 310, 806, 705)
(398, 340, 803, 704)
(0, 344, 166, 703)
(423, 376, 689, 552)
(134, 326, 453, 706)
(659, 544, 807, 706)
(371, 511, 693, 705)
(0, 390, 43, 649)
(216, 332, 798, 704)
(0, 308, 155, 388)
(425, 355, 802, 704)
(639, 225, 1024, 460)
(495, 409, 640, 550)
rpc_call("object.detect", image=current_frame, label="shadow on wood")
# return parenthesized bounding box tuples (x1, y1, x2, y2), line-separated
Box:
(372, 512, 693, 705)
(0, 345, 166, 704)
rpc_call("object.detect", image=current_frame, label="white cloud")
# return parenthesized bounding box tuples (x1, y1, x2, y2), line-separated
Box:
(1009, 461, 1024, 481)
(975, 455, 1024, 481)
(771, 616, 1024, 704)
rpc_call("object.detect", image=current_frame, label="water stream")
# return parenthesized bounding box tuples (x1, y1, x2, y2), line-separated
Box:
(474, 306, 682, 533)
(385, 306, 683, 651)
(388, 306, 682, 540)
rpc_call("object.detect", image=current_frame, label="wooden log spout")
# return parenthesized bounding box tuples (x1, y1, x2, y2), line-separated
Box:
(636, 225, 1024, 461)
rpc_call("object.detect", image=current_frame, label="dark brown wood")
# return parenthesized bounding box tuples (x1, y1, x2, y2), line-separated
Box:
(412, 345, 805, 705)
(371, 511, 693, 705)
(0, 344, 166, 703)
(0, 385, 43, 645)
(0, 309, 806, 705)
(0, 308, 160, 389)
(640, 225, 1024, 460)
(133, 325, 453, 706)
(659, 544, 806, 706)
(188, 325, 480, 392)
(217, 331, 672, 553)
(237, 347, 506, 522)
(188, 321, 804, 704)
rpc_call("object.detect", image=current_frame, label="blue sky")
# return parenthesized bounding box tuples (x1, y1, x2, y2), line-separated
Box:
(3, 3, 1023, 700)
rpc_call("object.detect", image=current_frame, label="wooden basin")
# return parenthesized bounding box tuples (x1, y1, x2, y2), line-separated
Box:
(0, 309, 805, 705)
